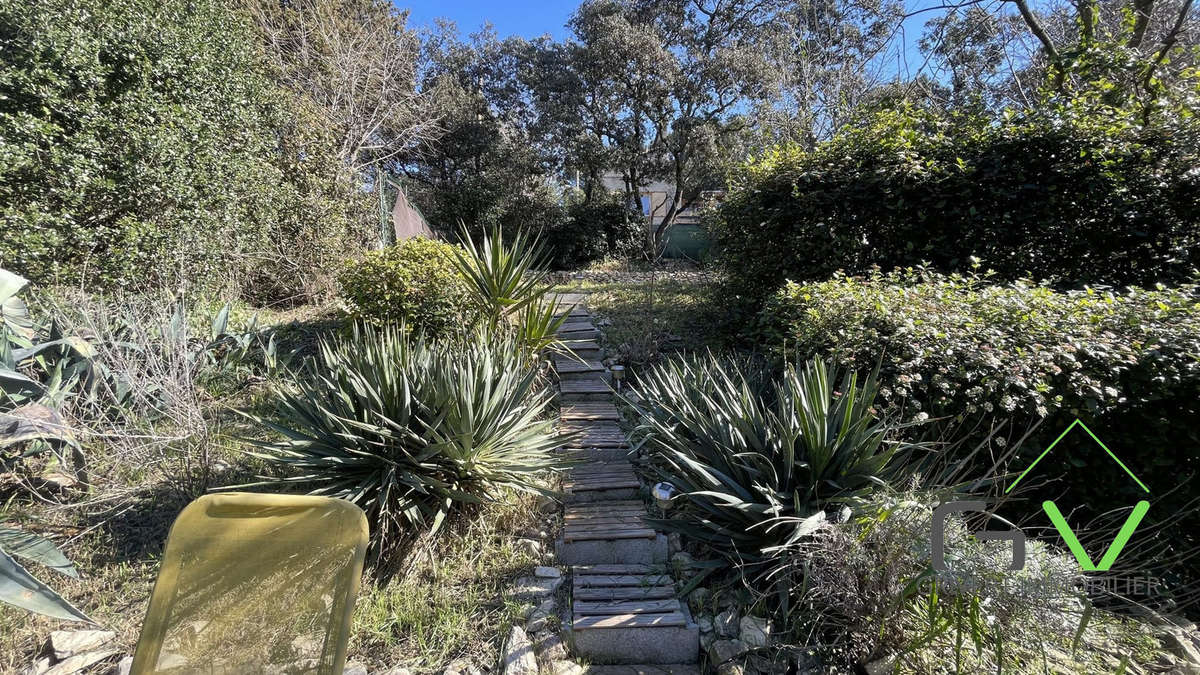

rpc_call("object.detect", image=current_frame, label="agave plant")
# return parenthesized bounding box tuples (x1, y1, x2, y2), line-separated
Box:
(243, 325, 567, 556)
(631, 354, 923, 561)
(0, 523, 91, 622)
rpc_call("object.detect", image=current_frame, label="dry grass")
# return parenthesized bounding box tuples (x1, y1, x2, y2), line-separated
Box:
(350, 495, 554, 672)
(1, 291, 559, 673)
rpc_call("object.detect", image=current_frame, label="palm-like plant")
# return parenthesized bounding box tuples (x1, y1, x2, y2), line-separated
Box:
(631, 354, 922, 560)
(452, 226, 576, 357)
(244, 325, 568, 557)
(453, 226, 552, 327)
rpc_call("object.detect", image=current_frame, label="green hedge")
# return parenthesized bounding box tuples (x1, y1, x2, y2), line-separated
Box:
(758, 269, 1200, 509)
(339, 238, 469, 336)
(712, 103, 1200, 307)
(0, 0, 367, 298)
(541, 192, 642, 270)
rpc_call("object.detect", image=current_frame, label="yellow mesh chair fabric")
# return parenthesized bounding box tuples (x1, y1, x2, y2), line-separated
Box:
(131, 493, 369, 674)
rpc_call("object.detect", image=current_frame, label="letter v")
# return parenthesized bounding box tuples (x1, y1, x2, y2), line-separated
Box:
(1042, 500, 1151, 571)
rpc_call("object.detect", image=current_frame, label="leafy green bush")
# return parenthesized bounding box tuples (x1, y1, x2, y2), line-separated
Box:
(542, 193, 643, 269)
(246, 325, 564, 555)
(712, 102, 1200, 307)
(631, 355, 921, 561)
(0, 0, 368, 298)
(758, 268, 1200, 514)
(339, 238, 469, 336)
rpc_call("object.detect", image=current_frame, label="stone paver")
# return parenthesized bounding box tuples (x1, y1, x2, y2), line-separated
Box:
(550, 294, 698, 666)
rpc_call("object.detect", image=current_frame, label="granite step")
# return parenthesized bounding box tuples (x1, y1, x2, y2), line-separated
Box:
(559, 326, 601, 341)
(558, 502, 667, 565)
(564, 462, 640, 502)
(582, 666, 701, 675)
(561, 402, 621, 422)
(560, 377, 613, 402)
(561, 421, 627, 448)
(569, 566, 699, 664)
(555, 356, 606, 376)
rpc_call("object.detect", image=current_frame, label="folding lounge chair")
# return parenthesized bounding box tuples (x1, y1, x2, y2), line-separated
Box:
(130, 493, 368, 674)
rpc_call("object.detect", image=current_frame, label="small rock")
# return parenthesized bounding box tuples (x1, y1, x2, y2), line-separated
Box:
(115, 655, 133, 675)
(700, 630, 716, 651)
(537, 496, 560, 515)
(20, 656, 50, 675)
(697, 615, 714, 633)
(534, 566, 561, 579)
(526, 598, 555, 631)
(443, 659, 480, 675)
(502, 626, 537, 675)
(747, 653, 787, 675)
(708, 639, 748, 675)
(291, 635, 322, 657)
(44, 650, 119, 675)
(668, 532, 682, 554)
(715, 609, 739, 638)
(49, 630, 116, 660)
(342, 661, 368, 675)
(526, 613, 548, 633)
(548, 661, 583, 675)
(534, 631, 567, 661)
(512, 576, 562, 600)
(688, 587, 711, 609)
(524, 598, 555, 619)
(515, 538, 542, 557)
(739, 615, 770, 648)
(1163, 628, 1200, 666)
(863, 656, 895, 675)
(671, 552, 695, 568)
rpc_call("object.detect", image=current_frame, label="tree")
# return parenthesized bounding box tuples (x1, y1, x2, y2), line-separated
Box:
(395, 24, 562, 237)
(545, 0, 796, 258)
(0, 0, 368, 299)
(919, 6, 1033, 108)
(914, 0, 1198, 118)
(241, 0, 435, 171)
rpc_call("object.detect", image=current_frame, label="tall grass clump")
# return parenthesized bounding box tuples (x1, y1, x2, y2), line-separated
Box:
(245, 325, 566, 557)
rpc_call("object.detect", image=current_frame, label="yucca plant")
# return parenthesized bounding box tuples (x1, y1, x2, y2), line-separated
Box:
(452, 226, 553, 328)
(243, 325, 567, 557)
(452, 226, 578, 359)
(631, 354, 923, 561)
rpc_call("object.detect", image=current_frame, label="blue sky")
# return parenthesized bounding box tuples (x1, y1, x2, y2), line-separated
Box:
(397, 0, 578, 40)
(392, 0, 1014, 81)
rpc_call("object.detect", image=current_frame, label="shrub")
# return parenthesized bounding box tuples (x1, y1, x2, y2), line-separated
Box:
(711, 102, 1200, 308)
(757, 268, 1200, 542)
(542, 193, 643, 269)
(631, 355, 921, 561)
(0, 0, 369, 298)
(338, 238, 469, 336)
(452, 226, 572, 356)
(771, 491, 1132, 671)
(245, 325, 565, 556)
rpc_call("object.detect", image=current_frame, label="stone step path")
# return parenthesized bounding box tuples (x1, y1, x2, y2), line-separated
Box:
(564, 462, 640, 502)
(571, 566, 699, 665)
(550, 293, 699, 667)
